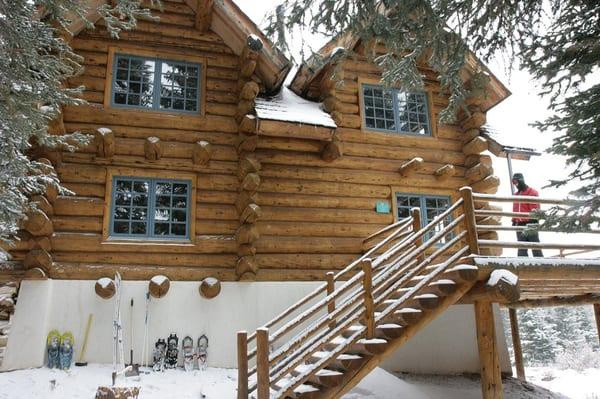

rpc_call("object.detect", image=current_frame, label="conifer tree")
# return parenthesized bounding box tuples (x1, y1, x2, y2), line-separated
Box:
(267, 0, 600, 231)
(0, 0, 157, 251)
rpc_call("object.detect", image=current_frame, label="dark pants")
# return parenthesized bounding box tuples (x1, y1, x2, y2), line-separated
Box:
(515, 221, 543, 257)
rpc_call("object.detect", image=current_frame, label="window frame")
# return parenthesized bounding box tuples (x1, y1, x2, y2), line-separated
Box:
(109, 177, 192, 240)
(359, 80, 435, 137)
(391, 189, 455, 244)
(104, 46, 206, 117)
(102, 168, 197, 244)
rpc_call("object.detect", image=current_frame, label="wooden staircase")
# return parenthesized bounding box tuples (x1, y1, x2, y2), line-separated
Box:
(238, 188, 483, 399)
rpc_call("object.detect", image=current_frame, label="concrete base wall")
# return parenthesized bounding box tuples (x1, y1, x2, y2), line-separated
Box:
(2, 280, 511, 374)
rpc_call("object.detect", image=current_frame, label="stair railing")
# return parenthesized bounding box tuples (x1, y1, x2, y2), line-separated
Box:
(239, 187, 483, 399)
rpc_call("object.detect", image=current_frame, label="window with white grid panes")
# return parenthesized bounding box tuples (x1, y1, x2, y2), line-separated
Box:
(396, 193, 452, 242)
(362, 85, 431, 135)
(110, 177, 191, 239)
(112, 54, 201, 113)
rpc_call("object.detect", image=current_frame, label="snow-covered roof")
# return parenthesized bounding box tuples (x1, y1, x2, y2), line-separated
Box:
(255, 86, 337, 129)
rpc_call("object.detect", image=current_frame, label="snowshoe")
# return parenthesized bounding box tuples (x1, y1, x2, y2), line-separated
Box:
(46, 329, 61, 369)
(59, 331, 74, 370)
(165, 333, 179, 369)
(196, 334, 208, 370)
(182, 336, 194, 372)
(152, 338, 166, 372)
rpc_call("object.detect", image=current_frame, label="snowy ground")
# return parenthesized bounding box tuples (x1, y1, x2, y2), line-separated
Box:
(0, 364, 598, 399)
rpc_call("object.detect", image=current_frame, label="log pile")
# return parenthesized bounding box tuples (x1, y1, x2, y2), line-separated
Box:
(235, 36, 263, 280)
(0, 282, 18, 365)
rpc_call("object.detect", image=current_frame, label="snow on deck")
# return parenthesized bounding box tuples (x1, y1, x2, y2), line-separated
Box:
(473, 256, 600, 268)
(255, 86, 337, 128)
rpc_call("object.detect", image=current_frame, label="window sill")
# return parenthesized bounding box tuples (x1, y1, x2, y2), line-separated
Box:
(102, 238, 195, 247)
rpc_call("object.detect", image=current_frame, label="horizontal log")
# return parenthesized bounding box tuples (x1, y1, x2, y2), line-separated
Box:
(321, 137, 344, 162)
(257, 221, 383, 238)
(236, 256, 258, 279)
(54, 196, 103, 216)
(53, 216, 102, 233)
(463, 137, 488, 155)
(23, 249, 53, 271)
(52, 252, 236, 267)
(255, 254, 356, 270)
(258, 120, 334, 141)
(255, 236, 362, 254)
(461, 111, 486, 130)
(236, 224, 260, 245)
(260, 206, 392, 224)
(466, 162, 494, 184)
(51, 233, 236, 254)
(259, 177, 391, 198)
(23, 209, 53, 237)
(256, 192, 380, 210)
(471, 175, 500, 193)
(506, 294, 600, 309)
(434, 164, 455, 181)
(239, 203, 262, 224)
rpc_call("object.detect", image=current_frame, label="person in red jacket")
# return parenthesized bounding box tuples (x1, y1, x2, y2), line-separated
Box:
(512, 173, 543, 257)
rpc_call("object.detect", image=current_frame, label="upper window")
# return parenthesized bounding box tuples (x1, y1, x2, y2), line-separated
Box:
(112, 54, 201, 113)
(110, 177, 191, 239)
(362, 85, 431, 135)
(396, 193, 451, 242)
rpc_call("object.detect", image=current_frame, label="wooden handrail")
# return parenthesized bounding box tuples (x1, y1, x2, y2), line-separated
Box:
(361, 259, 375, 339)
(474, 210, 534, 218)
(472, 193, 585, 206)
(478, 240, 600, 251)
(363, 216, 412, 244)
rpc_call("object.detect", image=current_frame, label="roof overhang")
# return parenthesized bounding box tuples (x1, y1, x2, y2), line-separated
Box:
(481, 131, 541, 161)
(290, 33, 511, 113)
(62, 0, 292, 93)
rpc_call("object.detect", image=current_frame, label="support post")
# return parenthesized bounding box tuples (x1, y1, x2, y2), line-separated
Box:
(460, 186, 480, 254)
(361, 259, 375, 339)
(256, 328, 270, 399)
(326, 272, 336, 329)
(594, 303, 600, 345)
(237, 331, 248, 399)
(474, 301, 503, 399)
(411, 207, 424, 262)
(508, 308, 526, 381)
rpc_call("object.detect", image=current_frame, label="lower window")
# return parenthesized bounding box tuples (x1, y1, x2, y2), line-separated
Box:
(396, 193, 452, 242)
(110, 177, 191, 239)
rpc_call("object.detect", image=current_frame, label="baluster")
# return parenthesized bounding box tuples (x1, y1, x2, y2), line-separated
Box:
(326, 272, 336, 329)
(237, 331, 249, 399)
(460, 186, 480, 254)
(361, 258, 375, 339)
(256, 328, 270, 399)
(411, 207, 424, 261)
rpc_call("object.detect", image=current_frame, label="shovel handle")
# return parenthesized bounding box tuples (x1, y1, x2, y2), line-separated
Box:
(79, 314, 93, 362)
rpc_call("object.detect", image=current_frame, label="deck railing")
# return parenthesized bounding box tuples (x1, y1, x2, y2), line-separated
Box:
(238, 187, 481, 398)
(237, 188, 600, 398)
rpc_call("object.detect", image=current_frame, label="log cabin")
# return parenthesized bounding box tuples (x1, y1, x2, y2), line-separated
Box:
(2, 1, 600, 398)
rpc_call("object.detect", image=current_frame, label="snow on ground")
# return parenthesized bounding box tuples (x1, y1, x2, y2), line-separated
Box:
(0, 365, 598, 399)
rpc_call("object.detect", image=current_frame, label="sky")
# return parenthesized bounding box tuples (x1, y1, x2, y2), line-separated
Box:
(232, 1, 595, 254)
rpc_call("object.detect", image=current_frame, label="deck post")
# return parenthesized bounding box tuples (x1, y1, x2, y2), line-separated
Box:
(508, 308, 526, 381)
(411, 207, 423, 261)
(460, 186, 480, 255)
(474, 301, 503, 399)
(594, 304, 600, 345)
(361, 258, 375, 339)
(237, 331, 249, 399)
(326, 272, 336, 329)
(256, 328, 270, 399)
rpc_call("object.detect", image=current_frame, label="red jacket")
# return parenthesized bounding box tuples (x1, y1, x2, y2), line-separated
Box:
(512, 186, 540, 223)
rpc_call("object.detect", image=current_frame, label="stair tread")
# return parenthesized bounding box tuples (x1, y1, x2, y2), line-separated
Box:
(356, 338, 387, 344)
(395, 307, 422, 313)
(378, 323, 402, 328)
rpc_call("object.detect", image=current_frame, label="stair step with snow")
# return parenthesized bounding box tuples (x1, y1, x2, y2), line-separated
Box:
(391, 307, 423, 325)
(443, 264, 479, 282)
(324, 336, 388, 356)
(421, 279, 457, 296)
(307, 351, 364, 371)
(291, 365, 345, 387)
(375, 323, 404, 339)
(408, 294, 440, 309)
(273, 378, 321, 399)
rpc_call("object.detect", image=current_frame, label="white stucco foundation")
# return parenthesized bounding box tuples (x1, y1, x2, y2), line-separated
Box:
(2, 280, 511, 374)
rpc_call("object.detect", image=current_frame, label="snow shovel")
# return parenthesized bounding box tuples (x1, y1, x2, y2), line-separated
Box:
(125, 298, 140, 377)
(75, 314, 93, 366)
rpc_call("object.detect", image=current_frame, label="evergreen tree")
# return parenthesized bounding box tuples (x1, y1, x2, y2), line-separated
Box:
(267, 0, 600, 230)
(518, 308, 560, 365)
(0, 0, 158, 252)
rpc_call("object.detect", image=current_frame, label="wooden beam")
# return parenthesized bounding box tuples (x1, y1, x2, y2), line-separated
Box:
(399, 157, 423, 177)
(509, 308, 526, 381)
(237, 331, 249, 399)
(195, 0, 214, 32)
(594, 303, 600, 346)
(434, 164, 455, 181)
(464, 136, 488, 155)
(256, 328, 270, 399)
(474, 301, 503, 399)
(506, 294, 600, 308)
(321, 136, 344, 162)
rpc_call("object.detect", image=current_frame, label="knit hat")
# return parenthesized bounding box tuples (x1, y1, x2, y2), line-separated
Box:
(512, 173, 524, 181)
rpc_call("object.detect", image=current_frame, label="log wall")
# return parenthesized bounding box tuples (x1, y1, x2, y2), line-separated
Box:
(12, 3, 498, 281)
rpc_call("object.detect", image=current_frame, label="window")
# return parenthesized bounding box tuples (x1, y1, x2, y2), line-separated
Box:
(110, 177, 191, 239)
(396, 193, 452, 242)
(112, 54, 201, 113)
(362, 85, 431, 135)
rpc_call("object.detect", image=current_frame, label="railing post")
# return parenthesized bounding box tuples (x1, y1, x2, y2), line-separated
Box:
(361, 258, 375, 339)
(508, 308, 526, 381)
(411, 207, 424, 261)
(237, 331, 249, 399)
(256, 328, 270, 399)
(326, 272, 336, 329)
(460, 186, 480, 255)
